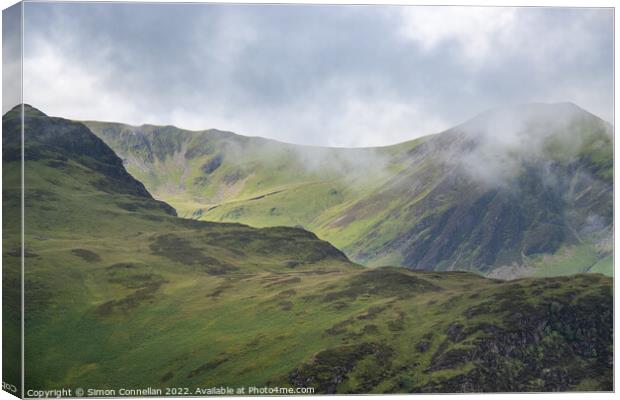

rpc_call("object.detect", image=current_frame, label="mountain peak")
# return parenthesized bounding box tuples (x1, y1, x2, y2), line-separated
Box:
(450, 102, 610, 142)
(3, 104, 48, 119)
(23, 104, 47, 117)
(465, 102, 602, 126)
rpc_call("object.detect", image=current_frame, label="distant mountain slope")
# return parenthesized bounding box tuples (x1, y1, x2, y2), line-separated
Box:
(325, 103, 613, 277)
(84, 119, 402, 225)
(85, 103, 613, 277)
(2, 105, 613, 393)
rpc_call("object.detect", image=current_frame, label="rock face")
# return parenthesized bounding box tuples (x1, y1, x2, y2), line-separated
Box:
(85, 103, 613, 275)
(394, 157, 611, 272)
(418, 285, 613, 392)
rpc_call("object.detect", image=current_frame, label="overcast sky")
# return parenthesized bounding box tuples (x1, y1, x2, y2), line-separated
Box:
(8, 3, 614, 147)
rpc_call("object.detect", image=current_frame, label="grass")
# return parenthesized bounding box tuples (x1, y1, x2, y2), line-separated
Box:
(588, 255, 613, 275)
(529, 243, 610, 277)
(20, 233, 613, 392)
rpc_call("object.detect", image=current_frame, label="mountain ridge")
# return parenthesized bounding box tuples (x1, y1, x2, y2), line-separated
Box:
(81, 102, 609, 150)
(81, 102, 613, 277)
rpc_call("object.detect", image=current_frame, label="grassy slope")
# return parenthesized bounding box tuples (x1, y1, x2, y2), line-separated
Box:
(83, 120, 405, 229)
(84, 103, 613, 276)
(2, 106, 348, 390)
(1, 106, 613, 393)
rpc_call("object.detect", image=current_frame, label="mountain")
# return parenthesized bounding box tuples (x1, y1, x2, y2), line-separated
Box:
(84, 102, 613, 277)
(2, 105, 613, 393)
(1, 104, 352, 392)
(3, 104, 348, 269)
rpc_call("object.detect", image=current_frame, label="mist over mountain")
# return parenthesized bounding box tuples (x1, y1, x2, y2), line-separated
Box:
(84, 102, 613, 278)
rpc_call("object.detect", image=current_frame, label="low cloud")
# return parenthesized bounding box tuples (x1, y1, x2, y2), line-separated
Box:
(445, 103, 612, 188)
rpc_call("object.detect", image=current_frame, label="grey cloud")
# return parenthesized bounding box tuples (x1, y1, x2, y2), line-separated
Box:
(17, 3, 614, 147)
(3, 3, 22, 113)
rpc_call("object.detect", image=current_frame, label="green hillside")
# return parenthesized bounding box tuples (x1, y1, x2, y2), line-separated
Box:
(1, 105, 613, 393)
(85, 103, 613, 277)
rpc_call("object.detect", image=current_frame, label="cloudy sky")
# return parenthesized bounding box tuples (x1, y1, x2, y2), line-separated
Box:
(7, 2, 615, 147)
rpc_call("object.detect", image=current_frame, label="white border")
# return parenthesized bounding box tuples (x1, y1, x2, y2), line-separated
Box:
(0, 2, 616, 400)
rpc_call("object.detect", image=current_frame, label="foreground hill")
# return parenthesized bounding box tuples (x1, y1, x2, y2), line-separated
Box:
(85, 103, 613, 277)
(2, 105, 352, 392)
(2, 105, 613, 393)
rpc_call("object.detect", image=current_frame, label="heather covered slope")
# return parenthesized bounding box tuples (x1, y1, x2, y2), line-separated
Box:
(0, 106, 613, 392)
(85, 103, 613, 277)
